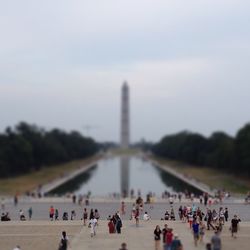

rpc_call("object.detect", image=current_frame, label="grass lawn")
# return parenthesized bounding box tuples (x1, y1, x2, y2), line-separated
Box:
(153, 157, 250, 195)
(0, 156, 100, 196)
(109, 147, 140, 155)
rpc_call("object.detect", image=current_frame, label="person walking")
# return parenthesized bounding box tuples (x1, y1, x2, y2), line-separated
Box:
(58, 231, 69, 250)
(28, 207, 32, 220)
(211, 231, 221, 250)
(116, 215, 123, 234)
(121, 201, 126, 215)
(89, 208, 94, 220)
(231, 215, 241, 238)
(55, 209, 59, 220)
(162, 224, 168, 250)
(171, 234, 183, 250)
(154, 225, 162, 250)
(224, 208, 229, 222)
(165, 228, 173, 250)
(49, 206, 55, 221)
(83, 208, 88, 226)
(108, 219, 115, 234)
(89, 217, 97, 237)
(192, 219, 200, 247)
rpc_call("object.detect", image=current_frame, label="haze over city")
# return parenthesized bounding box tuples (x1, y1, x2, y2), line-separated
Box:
(0, 0, 250, 142)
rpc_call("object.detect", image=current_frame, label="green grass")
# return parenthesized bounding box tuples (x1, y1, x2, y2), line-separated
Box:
(109, 147, 140, 156)
(152, 157, 250, 195)
(0, 156, 99, 196)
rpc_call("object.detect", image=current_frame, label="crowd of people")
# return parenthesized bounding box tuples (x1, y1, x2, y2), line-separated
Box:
(0, 192, 245, 250)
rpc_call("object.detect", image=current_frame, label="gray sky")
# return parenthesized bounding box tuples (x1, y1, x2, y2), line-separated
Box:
(0, 0, 250, 142)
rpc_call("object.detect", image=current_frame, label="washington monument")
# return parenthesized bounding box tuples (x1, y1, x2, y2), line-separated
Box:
(120, 82, 130, 197)
(120, 81, 130, 148)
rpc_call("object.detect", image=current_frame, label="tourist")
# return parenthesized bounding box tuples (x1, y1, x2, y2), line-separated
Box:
(154, 225, 162, 250)
(14, 194, 18, 206)
(94, 209, 100, 224)
(89, 208, 94, 220)
(62, 212, 68, 220)
(178, 206, 183, 220)
(219, 207, 225, 224)
(72, 194, 76, 204)
(135, 208, 140, 227)
(58, 231, 69, 250)
(165, 228, 173, 250)
(231, 214, 241, 238)
(206, 209, 215, 230)
(89, 217, 98, 237)
(19, 210, 26, 221)
(169, 196, 174, 205)
(116, 214, 123, 234)
(192, 219, 199, 246)
(55, 209, 59, 220)
(28, 207, 32, 220)
(71, 210, 76, 220)
(199, 195, 203, 204)
(204, 193, 208, 206)
(108, 219, 115, 233)
(188, 212, 193, 229)
(49, 206, 55, 221)
(164, 210, 170, 220)
(83, 208, 88, 226)
(224, 208, 229, 222)
(211, 231, 221, 250)
(162, 224, 168, 249)
(1, 212, 10, 221)
(178, 193, 182, 202)
(121, 201, 126, 215)
(170, 208, 175, 220)
(119, 242, 128, 250)
(143, 211, 150, 221)
(171, 234, 183, 250)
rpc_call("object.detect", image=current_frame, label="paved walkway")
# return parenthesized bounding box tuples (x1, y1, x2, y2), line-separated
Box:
(1, 220, 250, 250)
(72, 220, 250, 250)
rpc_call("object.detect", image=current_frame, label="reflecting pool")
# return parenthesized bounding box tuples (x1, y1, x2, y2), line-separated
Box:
(49, 155, 201, 197)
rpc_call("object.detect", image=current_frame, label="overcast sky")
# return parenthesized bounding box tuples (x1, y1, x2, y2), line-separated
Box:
(0, 0, 250, 142)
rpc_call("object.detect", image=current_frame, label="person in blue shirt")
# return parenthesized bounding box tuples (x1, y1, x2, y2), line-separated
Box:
(192, 219, 200, 247)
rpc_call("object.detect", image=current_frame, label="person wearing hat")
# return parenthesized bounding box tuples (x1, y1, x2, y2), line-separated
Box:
(171, 234, 183, 250)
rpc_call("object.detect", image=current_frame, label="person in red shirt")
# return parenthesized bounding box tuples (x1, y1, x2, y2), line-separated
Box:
(49, 206, 55, 221)
(108, 219, 115, 234)
(166, 228, 173, 250)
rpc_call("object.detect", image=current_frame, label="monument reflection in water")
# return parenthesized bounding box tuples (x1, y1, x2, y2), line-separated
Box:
(48, 155, 202, 197)
(120, 156, 130, 197)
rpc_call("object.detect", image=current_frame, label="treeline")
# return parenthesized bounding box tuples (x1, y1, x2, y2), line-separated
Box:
(0, 122, 98, 177)
(153, 123, 250, 177)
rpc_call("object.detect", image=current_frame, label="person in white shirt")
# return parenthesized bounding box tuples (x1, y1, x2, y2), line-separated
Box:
(89, 218, 97, 237)
(143, 211, 150, 221)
